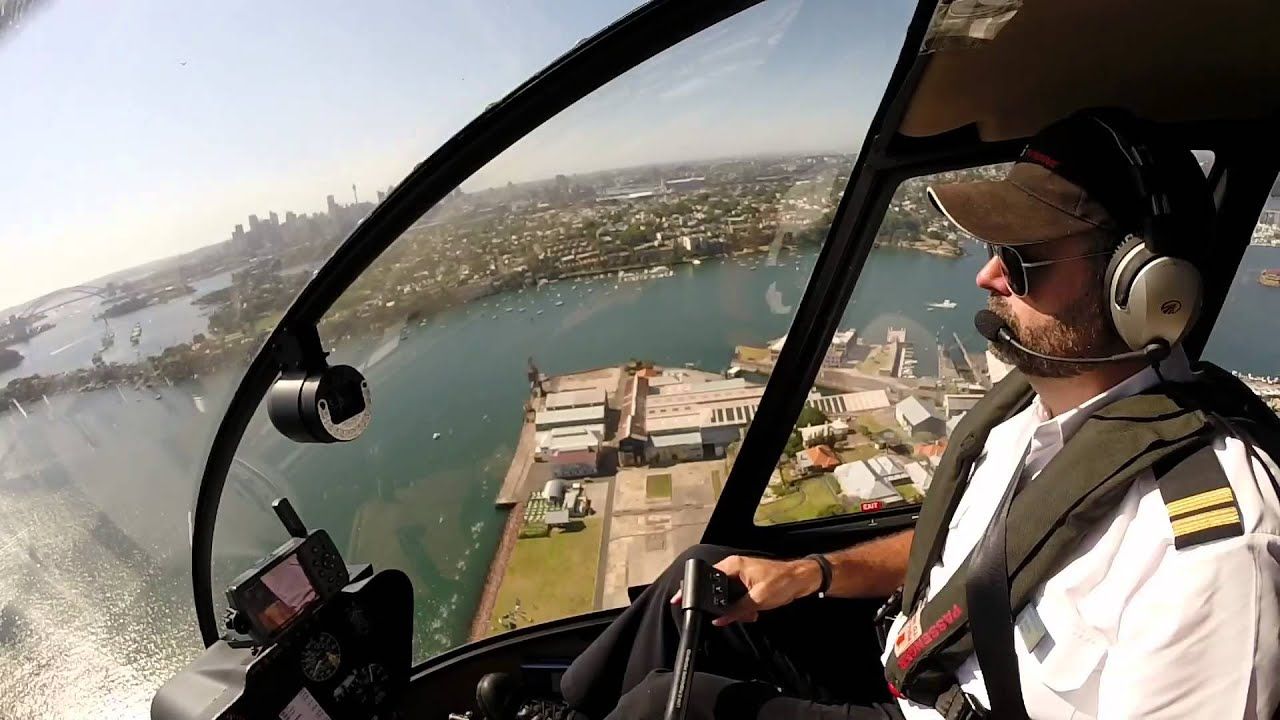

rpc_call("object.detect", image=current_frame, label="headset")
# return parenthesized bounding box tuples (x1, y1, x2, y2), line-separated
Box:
(1091, 113, 1205, 353)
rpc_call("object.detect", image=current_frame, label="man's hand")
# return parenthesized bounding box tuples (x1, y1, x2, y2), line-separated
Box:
(669, 555, 821, 626)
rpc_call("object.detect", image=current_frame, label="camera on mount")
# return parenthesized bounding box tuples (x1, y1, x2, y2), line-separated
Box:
(266, 325, 372, 443)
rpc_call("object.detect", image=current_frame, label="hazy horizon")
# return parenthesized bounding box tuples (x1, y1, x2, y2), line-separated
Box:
(1, 0, 908, 310)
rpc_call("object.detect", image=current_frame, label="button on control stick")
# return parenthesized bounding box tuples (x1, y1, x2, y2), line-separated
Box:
(663, 557, 746, 720)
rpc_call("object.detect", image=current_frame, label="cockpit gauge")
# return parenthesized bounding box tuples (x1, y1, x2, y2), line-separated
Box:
(299, 632, 342, 683)
(333, 662, 390, 706)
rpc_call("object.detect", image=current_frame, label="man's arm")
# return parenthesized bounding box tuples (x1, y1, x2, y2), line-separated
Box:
(822, 528, 915, 599)
(693, 529, 914, 625)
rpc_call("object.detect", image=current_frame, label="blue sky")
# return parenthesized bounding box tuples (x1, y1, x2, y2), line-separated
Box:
(1, 0, 911, 309)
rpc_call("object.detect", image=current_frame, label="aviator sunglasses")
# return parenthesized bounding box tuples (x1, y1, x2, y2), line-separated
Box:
(985, 242, 1113, 297)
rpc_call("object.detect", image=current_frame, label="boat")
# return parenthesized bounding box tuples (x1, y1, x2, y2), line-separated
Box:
(129, 322, 142, 345)
(1261, 269, 1280, 287)
(926, 299, 958, 310)
(554, 300, 564, 307)
(400, 326, 411, 340)
(691, 259, 702, 266)
(432, 432, 442, 440)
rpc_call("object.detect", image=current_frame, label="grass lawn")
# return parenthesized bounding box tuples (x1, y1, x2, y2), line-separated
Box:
(837, 445, 881, 463)
(858, 415, 893, 434)
(893, 481, 925, 504)
(754, 475, 843, 526)
(646, 473, 673, 499)
(488, 516, 604, 636)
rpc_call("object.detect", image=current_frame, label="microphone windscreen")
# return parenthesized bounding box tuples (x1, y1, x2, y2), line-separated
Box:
(973, 310, 1006, 342)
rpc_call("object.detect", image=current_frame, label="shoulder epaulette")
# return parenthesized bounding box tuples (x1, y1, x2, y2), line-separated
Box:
(1154, 444, 1244, 549)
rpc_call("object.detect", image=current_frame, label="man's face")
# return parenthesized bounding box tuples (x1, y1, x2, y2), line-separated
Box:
(976, 234, 1128, 378)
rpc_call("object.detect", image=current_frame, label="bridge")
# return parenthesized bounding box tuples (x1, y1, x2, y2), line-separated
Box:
(12, 286, 112, 319)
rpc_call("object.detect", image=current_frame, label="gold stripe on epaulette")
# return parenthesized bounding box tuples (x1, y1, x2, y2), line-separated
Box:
(1165, 487, 1236, 518)
(1170, 507, 1242, 537)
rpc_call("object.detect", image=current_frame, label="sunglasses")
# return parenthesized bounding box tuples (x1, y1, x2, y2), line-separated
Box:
(985, 243, 1113, 297)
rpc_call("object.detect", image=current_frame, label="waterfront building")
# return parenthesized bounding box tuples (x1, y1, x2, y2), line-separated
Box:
(943, 393, 984, 419)
(536, 424, 604, 461)
(832, 459, 900, 503)
(799, 419, 850, 448)
(798, 445, 841, 474)
(534, 404, 606, 432)
(543, 388, 607, 412)
(902, 460, 933, 495)
(807, 389, 891, 418)
(550, 448, 598, 479)
(895, 396, 945, 437)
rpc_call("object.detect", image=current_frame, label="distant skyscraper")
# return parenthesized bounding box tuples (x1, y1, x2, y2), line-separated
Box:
(248, 214, 261, 231)
(327, 194, 338, 216)
(377, 190, 386, 203)
(285, 210, 297, 223)
(352, 184, 359, 204)
(269, 211, 279, 226)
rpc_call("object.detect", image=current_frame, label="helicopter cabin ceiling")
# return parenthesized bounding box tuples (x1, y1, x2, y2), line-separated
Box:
(898, 0, 1280, 142)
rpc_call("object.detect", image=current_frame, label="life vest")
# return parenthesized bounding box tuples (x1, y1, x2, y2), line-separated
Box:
(882, 362, 1280, 715)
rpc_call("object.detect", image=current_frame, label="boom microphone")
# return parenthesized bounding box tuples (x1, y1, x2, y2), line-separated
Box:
(973, 309, 1170, 365)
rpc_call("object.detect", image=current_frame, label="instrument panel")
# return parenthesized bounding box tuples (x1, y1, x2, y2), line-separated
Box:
(151, 569, 413, 720)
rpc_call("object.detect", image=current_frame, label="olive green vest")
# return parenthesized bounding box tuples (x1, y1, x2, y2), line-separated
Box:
(883, 362, 1280, 711)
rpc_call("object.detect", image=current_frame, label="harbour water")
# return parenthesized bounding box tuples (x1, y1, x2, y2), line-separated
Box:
(0, 271, 244, 387)
(2, 245, 1278, 718)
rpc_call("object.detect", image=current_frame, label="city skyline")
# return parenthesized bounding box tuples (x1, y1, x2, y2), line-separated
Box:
(0, 0, 909, 310)
(0, 149, 854, 316)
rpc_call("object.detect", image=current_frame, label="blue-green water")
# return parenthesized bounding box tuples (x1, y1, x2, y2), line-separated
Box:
(2, 245, 1278, 717)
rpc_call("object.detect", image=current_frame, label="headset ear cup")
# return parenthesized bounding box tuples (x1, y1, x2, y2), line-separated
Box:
(1105, 236, 1149, 348)
(1107, 237, 1203, 350)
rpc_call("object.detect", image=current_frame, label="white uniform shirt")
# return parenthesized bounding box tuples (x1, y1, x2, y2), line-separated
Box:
(882, 352, 1280, 718)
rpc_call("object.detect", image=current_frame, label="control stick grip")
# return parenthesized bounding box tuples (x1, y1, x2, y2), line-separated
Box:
(663, 558, 745, 720)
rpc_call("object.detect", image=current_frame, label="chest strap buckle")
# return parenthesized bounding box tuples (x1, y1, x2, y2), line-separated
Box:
(936, 685, 987, 720)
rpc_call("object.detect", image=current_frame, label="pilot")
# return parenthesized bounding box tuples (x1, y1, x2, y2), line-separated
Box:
(482, 111, 1280, 719)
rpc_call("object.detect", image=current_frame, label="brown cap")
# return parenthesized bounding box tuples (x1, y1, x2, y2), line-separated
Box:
(927, 112, 1153, 246)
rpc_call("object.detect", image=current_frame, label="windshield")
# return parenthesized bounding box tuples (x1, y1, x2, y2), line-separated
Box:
(212, 0, 911, 662)
(0, 1, 670, 716)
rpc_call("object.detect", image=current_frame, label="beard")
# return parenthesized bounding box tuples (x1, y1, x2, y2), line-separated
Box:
(985, 286, 1129, 379)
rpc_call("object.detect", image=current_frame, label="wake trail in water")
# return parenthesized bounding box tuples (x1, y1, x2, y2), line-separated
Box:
(48, 336, 91, 356)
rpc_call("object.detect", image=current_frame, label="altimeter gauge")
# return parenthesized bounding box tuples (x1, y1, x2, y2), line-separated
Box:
(299, 632, 342, 683)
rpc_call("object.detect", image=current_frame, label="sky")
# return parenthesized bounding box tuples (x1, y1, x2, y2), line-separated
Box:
(0, 0, 912, 310)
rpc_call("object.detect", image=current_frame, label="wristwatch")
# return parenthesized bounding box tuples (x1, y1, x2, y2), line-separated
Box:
(805, 553, 833, 598)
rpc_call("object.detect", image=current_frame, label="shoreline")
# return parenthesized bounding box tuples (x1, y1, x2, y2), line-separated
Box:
(469, 502, 522, 641)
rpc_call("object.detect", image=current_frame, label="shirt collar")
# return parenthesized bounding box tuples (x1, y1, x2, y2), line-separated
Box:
(1023, 346, 1193, 475)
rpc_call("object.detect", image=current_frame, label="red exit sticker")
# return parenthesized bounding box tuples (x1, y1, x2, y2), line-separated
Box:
(861, 501, 884, 512)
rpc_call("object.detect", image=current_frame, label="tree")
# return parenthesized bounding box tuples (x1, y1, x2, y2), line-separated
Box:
(783, 430, 804, 457)
(796, 406, 829, 428)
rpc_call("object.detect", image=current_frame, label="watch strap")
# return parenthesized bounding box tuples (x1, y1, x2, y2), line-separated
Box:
(805, 553, 833, 598)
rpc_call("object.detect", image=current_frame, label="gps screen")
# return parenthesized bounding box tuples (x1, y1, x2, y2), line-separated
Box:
(244, 555, 318, 635)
